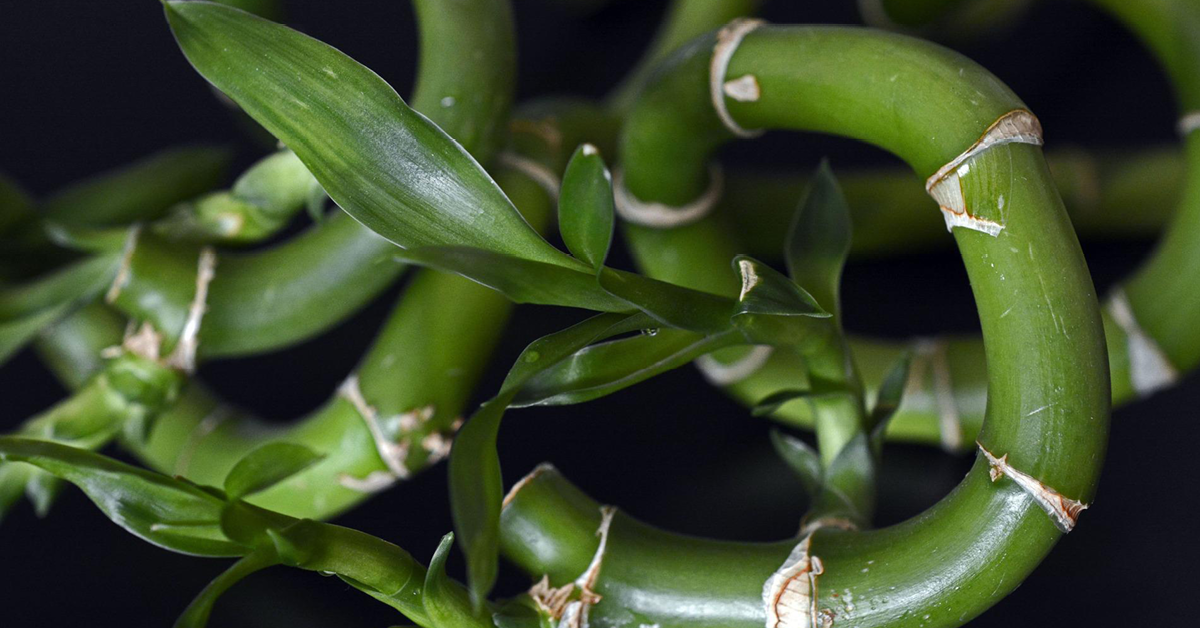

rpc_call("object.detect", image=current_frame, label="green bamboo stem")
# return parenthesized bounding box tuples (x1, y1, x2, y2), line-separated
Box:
(1095, 0, 1200, 371)
(503, 24, 1109, 628)
(738, 0, 1200, 450)
(606, 0, 763, 113)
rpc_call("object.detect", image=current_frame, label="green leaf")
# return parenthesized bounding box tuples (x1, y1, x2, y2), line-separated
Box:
(451, 312, 648, 605)
(869, 352, 913, 450)
(597, 267, 734, 333)
(175, 549, 280, 628)
(729, 255, 832, 347)
(448, 400, 507, 610)
(753, 390, 811, 417)
(512, 328, 735, 407)
(732, 255, 828, 319)
(424, 532, 493, 628)
(223, 442, 324, 499)
(812, 433, 875, 526)
(164, 1, 574, 268)
(0, 437, 242, 556)
(785, 161, 852, 319)
(393, 246, 630, 313)
(499, 312, 655, 393)
(752, 378, 854, 417)
(43, 145, 231, 226)
(558, 144, 615, 270)
(769, 430, 823, 498)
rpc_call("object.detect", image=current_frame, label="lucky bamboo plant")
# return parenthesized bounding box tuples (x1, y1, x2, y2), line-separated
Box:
(1, 0, 1191, 626)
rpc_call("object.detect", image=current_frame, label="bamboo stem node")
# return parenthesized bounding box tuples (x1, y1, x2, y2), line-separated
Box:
(711, 18, 766, 138)
(977, 442, 1088, 533)
(925, 110, 1044, 237)
(164, 246, 217, 373)
(498, 152, 561, 198)
(529, 505, 616, 627)
(613, 165, 722, 228)
(695, 345, 774, 385)
(762, 532, 830, 628)
(336, 375, 412, 490)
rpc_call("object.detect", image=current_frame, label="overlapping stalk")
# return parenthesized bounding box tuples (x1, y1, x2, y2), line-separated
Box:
(727, 0, 1200, 451)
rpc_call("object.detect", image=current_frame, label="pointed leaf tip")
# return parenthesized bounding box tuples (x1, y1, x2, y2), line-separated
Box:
(785, 160, 852, 319)
(425, 531, 493, 627)
(732, 255, 829, 319)
(559, 144, 615, 271)
(164, 0, 572, 268)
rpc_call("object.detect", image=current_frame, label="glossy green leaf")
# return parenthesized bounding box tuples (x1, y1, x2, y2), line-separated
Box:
(451, 312, 649, 605)
(424, 532, 492, 628)
(0, 437, 242, 556)
(597, 267, 733, 332)
(751, 378, 854, 417)
(769, 430, 822, 498)
(449, 399, 507, 610)
(175, 549, 280, 628)
(512, 328, 735, 407)
(164, 1, 574, 268)
(43, 145, 231, 226)
(869, 352, 913, 449)
(558, 144, 615, 270)
(811, 433, 875, 526)
(393, 246, 630, 313)
(785, 161, 852, 319)
(732, 255, 828, 319)
(753, 390, 810, 417)
(223, 442, 324, 499)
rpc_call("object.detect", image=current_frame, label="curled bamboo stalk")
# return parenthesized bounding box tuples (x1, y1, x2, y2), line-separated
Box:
(558, 23, 1111, 627)
(730, 0, 1200, 450)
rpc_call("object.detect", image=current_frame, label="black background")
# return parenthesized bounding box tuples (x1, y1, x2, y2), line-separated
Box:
(1, 1, 1195, 626)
